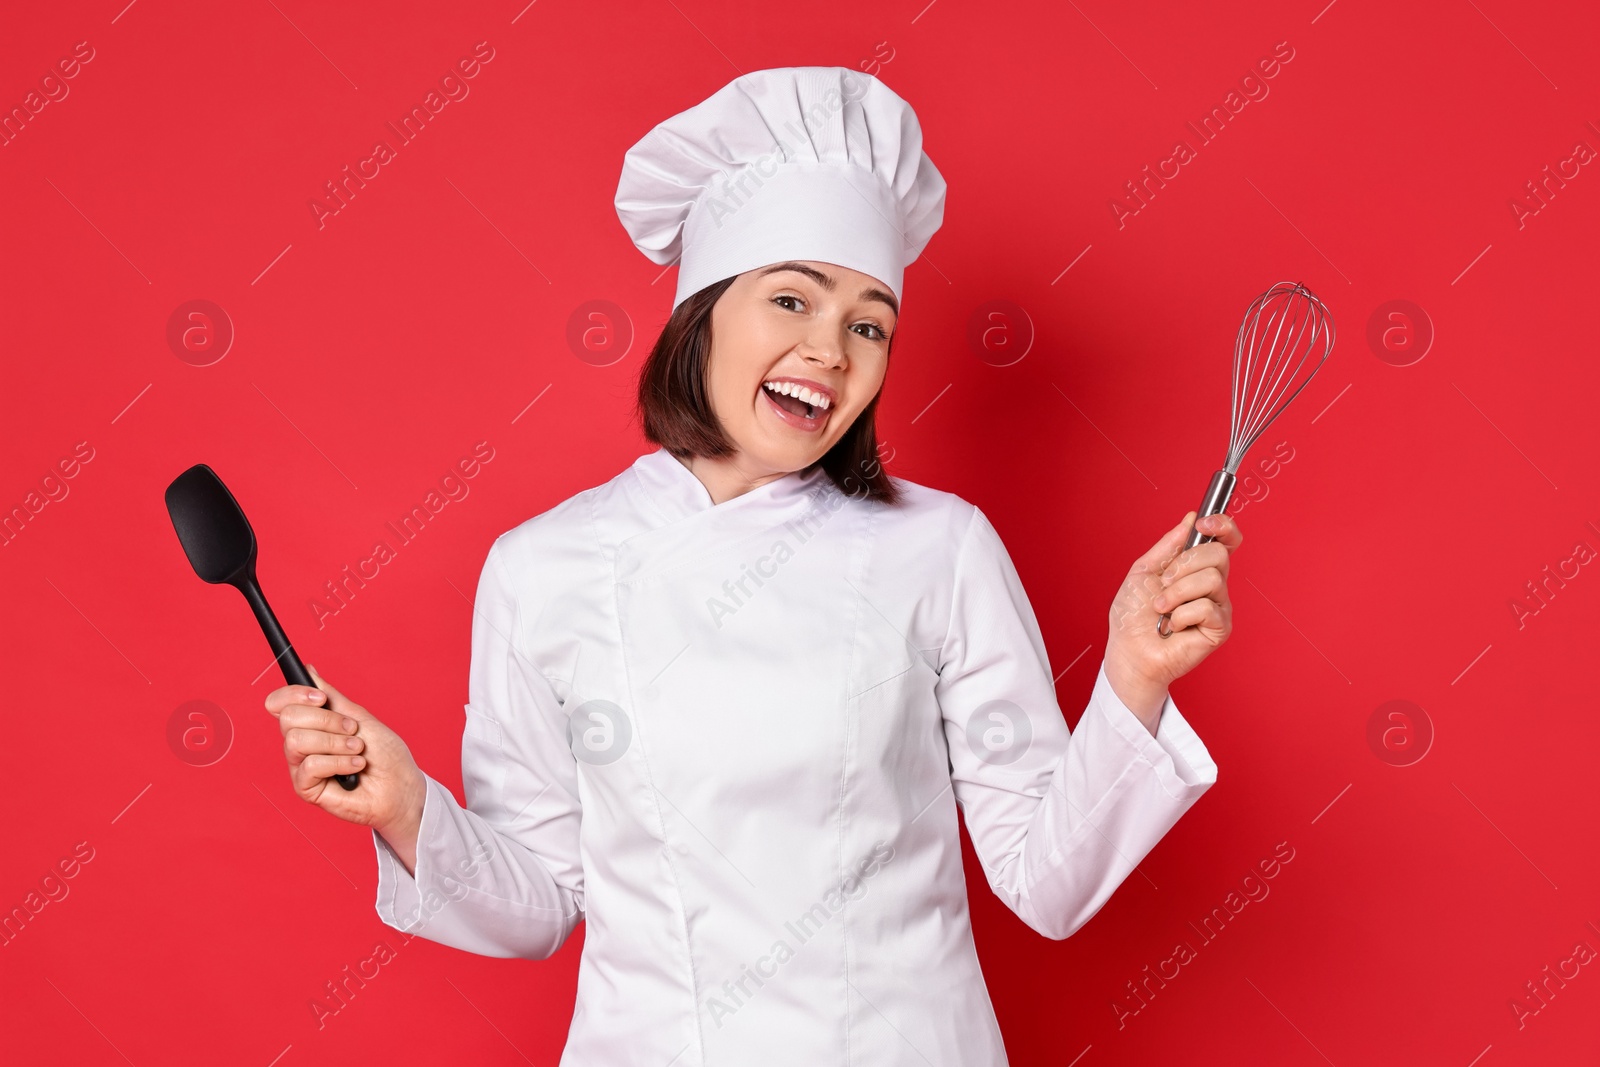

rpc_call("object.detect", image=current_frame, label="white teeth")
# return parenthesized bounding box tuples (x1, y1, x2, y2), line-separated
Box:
(762, 380, 831, 411)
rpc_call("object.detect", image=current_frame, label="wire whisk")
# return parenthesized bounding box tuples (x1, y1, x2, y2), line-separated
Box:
(1157, 280, 1336, 638)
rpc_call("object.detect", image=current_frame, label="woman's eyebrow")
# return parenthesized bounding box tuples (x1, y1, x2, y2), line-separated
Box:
(757, 262, 899, 317)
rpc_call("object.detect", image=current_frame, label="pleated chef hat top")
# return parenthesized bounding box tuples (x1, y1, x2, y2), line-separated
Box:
(614, 66, 947, 312)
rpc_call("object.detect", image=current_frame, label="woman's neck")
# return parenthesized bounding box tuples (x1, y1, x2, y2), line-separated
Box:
(678, 452, 795, 506)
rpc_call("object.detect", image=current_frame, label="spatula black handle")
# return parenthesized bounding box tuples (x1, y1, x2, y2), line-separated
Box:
(241, 580, 361, 790)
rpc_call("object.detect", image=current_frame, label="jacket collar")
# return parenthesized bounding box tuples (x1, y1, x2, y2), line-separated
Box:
(627, 446, 831, 529)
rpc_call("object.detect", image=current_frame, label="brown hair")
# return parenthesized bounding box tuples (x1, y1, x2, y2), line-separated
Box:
(634, 275, 902, 505)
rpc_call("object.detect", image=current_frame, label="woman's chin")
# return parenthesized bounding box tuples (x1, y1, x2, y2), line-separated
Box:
(752, 440, 826, 475)
(740, 425, 828, 474)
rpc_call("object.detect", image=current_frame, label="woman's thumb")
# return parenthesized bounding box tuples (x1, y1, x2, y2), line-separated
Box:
(1168, 511, 1197, 546)
(1143, 511, 1195, 566)
(306, 665, 358, 716)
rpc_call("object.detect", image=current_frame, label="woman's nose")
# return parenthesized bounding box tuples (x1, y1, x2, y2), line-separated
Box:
(797, 326, 847, 368)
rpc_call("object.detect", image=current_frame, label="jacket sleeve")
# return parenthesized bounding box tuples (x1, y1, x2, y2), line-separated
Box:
(934, 505, 1217, 940)
(370, 535, 585, 959)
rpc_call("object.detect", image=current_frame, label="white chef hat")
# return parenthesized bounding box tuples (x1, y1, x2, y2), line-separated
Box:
(614, 65, 947, 312)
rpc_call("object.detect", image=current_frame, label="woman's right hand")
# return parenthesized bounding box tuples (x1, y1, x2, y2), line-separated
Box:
(264, 665, 428, 872)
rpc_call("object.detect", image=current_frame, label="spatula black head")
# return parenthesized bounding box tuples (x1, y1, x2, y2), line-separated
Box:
(163, 463, 361, 790)
(165, 464, 258, 588)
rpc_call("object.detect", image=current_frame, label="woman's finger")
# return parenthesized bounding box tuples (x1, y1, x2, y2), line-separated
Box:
(1161, 541, 1230, 586)
(284, 725, 365, 762)
(264, 684, 327, 718)
(278, 703, 358, 738)
(1154, 568, 1225, 615)
(1197, 511, 1243, 550)
(296, 752, 367, 787)
(1163, 594, 1226, 636)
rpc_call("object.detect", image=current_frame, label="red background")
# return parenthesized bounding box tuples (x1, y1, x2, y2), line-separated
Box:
(4, 1, 1599, 1063)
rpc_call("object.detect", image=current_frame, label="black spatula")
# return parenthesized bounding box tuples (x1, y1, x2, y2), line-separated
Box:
(164, 463, 360, 790)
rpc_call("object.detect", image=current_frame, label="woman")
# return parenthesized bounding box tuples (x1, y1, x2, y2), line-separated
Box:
(266, 66, 1238, 1065)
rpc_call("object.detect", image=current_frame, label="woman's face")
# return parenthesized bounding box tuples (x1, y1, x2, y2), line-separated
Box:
(705, 259, 898, 477)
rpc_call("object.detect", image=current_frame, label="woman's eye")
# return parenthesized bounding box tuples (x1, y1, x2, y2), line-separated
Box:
(771, 295, 887, 341)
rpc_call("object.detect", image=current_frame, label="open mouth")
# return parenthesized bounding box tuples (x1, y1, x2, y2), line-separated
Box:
(761, 380, 831, 432)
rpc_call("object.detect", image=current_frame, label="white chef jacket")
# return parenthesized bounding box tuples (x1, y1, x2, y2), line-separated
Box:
(371, 446, 1217, 1065)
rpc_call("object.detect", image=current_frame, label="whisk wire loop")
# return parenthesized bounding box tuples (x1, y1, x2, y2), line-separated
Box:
(1157, 279, 1335, 639)
(1227, 281, 1335, 472)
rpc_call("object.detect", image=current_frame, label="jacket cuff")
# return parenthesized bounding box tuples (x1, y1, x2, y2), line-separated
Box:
(1087, 660, 1218, 801)
(372, 772, 447, 936)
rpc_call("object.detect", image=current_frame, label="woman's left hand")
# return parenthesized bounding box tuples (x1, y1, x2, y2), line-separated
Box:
(1103, 510, 1242, 725)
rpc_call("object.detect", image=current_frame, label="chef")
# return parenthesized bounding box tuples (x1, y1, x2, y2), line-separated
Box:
(265, 65, 1238, 1065)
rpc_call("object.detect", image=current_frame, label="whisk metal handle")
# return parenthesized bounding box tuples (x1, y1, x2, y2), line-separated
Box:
(1157, 468, 1236, 638)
